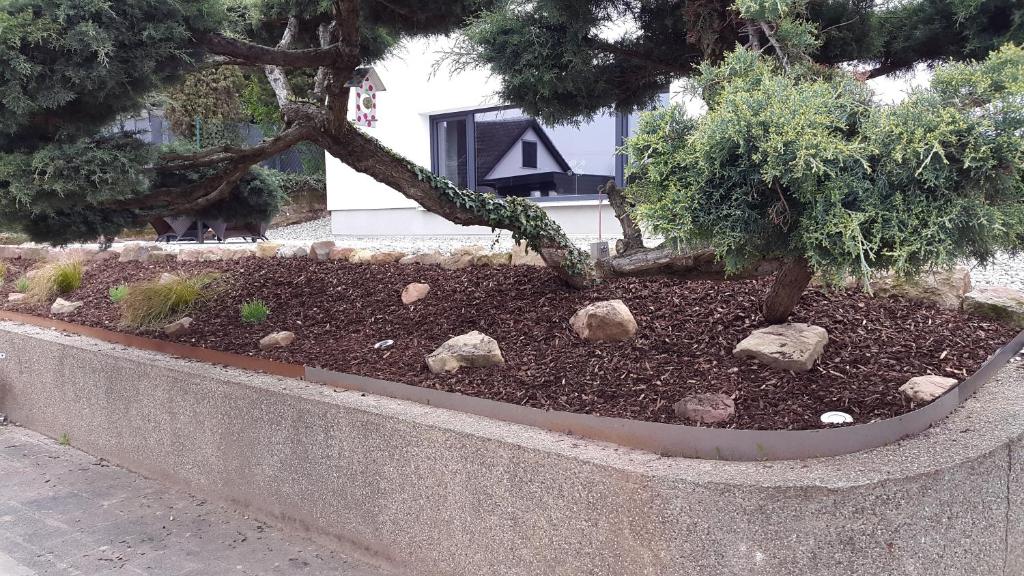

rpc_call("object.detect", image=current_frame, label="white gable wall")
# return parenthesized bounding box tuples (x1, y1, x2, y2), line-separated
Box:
(484, 127, 564, 180)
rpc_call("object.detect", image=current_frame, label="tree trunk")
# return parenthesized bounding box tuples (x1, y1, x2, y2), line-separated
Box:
(600, 180, 644, 255)
(762, 256, 813, 324)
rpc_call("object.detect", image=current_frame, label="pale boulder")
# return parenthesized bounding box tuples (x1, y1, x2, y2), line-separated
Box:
(869, 267, 971, 310)
(50, 298, 83, 315)
(963, 286, 1024, 328)
(277, 245, 308, 258)
(7, 293, 26, 303)
(474, 252, 512, 267)
(370, 251, 406, 264)
(329, 247, 356, 261)
(255, 243, 281, 258)
(158, 273, 178, 285)
(348, 249, 375, 264)
(259, 331, 296, 351)
(440, 253, 475, 270)
(163, 317, 193, 337)
(425, 331, 505, 374)
(118, 243, 164, 263)
(511, 242, 546, 266)
(900, 375, 958, 403)
(309, 241, 335, 261)
(399, 252, 443, 266)
(569, 300, 638, 342)
(401, 282, 431, 305)
(733, 323, 828, 372)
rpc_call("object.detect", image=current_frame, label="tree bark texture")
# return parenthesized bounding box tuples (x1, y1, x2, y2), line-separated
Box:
(600, 180, 644, 255)
(762, 256, 813, 323)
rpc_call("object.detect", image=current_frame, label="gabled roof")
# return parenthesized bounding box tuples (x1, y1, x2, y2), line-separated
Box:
(475, 118, 571, 182)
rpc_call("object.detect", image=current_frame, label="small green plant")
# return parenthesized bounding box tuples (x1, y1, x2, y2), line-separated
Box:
(58, 432, 70, 446)
(27, 259, 84, 302)
(108, 285, 128, 303)
(0, 260, 7, 284)
(240, 299, 270, 324)
(14, 276, 29, 293)
(119, 273, 217, 328)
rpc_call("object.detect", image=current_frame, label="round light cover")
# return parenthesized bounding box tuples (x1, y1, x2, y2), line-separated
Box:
(374, 339, 395, 350)
(820, 411, 854, 424)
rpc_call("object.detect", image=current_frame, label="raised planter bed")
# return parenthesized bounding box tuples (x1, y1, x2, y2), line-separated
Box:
(0, 320, 1022, 575)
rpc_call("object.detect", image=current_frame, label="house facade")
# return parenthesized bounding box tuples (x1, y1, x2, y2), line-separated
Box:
(325, 36, 668, 237)
(324, 37, 925, 238)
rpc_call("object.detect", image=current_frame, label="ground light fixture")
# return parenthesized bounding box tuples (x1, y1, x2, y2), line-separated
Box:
(820, 411, 854, 425)
(374, 339, 395, 351)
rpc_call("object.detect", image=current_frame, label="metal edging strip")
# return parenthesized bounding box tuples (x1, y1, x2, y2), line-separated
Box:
(2, 309, 1021, 461)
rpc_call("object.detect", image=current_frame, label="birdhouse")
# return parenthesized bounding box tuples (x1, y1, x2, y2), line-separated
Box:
(346, 67, 386, 128)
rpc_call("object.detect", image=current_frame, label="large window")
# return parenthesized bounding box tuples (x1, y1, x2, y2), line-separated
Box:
(429, 106, 628, 199)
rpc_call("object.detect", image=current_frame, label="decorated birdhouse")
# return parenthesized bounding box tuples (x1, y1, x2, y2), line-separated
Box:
(346, 67, 386, 128)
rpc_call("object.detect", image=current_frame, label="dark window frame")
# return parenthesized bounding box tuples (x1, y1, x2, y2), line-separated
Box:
(520, 139, 538, 169)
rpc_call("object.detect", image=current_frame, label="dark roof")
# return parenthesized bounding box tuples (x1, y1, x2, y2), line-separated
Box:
(475, 118, 571, 183)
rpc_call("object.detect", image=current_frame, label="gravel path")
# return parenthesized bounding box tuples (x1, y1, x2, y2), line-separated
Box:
(968, 254, 1024, 292)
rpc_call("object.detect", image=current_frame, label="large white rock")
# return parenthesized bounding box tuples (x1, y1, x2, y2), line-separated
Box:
(425, 331, 505, 374)
(309, 240, 335, 261)
(569, 300, 638, 342)
(900, 375, 958, 403)
(259, 331, 296, 351)
(50, 298, 83, 315)
(733, 323, 829, 372)
(277, 245, 308, 259)
(511, 242, 546, 266)
(118, 243, 164, 263)
(255, 242, 281, 258)
(963, 286, 1024, 328)
(869, 267, 972, 310)
(7, 293, 26, 303)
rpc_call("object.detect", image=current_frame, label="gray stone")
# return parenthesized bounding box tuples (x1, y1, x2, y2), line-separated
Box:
(474, 252, 512, 267)
(963, 286, 1024, 327)
(7, 293, 26, 303)
(348, 249, 375, 264)
(569, 300, 638, 342)
(277, 245, 308, 259)
(733, 323, 829, 372)
(50, 298, 83, 315)
(369, 251, 406, 264)
(399, 252, 443, 266)
(158, 272, 178, 285)
(869, 267, 972, 310)
(163, 317, 193, 337)
(259, 331, 296, 351)
(309, 240, 335, 261)
(425, 331, 504, 373)
(440, 253, 475, 270)
(401, 282, 430, 305)
(900, 375, 958, 403)
(118, 243, 163, 263)
(674, 393, 735, 424)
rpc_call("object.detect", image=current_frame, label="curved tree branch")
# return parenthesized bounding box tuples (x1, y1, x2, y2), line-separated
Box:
(203, 33, 358, 68)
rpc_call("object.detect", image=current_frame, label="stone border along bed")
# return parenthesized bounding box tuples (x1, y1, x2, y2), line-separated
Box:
(1, 320, 1023, 576)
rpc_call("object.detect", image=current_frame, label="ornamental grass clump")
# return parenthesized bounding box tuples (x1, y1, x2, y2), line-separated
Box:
(119, 273, 216, 328)
(239, 299, 269, 324)
(0, 260, 6, 284)
(26, 258, 84, 302)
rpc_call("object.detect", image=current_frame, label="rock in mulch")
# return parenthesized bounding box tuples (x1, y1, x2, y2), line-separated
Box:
(425, 331, 504, 374)
(569, 300, 638, 342)
(370, 251, 406, 264)
(329, 247, 355, 261)
(674, 393, 736, 424)
(50, 298, 83, 315)
(401, 282, 430, 305)
(118, 244, 164, 263)
(399, 252, 443, 266)
(511, 242, 546, 266)
(255, 242, 281, 258)
(963, 286, 1024, 328)
(348, 249, 374, 264)
(259, 331, 296, 351)
(869, 267, 972, 310)
(900, 375, 958, 403)
(7, 293, 26, 303)
(309, 240, 335, 261)
(277, 245, 308, 259)
(163, 317, 193, 337)
(440, 253, 475, 270)
(474, 252, 512, 267)
(158, 272, 179, 285)
(733, 323, 828, 372)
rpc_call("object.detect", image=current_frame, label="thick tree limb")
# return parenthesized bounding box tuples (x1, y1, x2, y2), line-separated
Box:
(596, 246, 782, 281)
(315, 123, 593, 287)
(203, 33, 358, 68)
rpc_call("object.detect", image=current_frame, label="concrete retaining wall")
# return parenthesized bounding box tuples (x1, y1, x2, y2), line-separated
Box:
(1, 321, 1022, 576)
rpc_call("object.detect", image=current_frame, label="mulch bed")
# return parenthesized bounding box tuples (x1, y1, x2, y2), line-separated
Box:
(0, 256, 1016, 430)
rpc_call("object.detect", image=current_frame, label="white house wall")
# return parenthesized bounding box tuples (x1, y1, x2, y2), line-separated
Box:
(484, 127, 564, 180)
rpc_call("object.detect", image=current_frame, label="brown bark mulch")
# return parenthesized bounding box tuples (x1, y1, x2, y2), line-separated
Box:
(0, 256, 1016, 430)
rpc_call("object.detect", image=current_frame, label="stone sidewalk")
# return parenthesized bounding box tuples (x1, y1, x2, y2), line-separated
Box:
(0, 425, 389, 576)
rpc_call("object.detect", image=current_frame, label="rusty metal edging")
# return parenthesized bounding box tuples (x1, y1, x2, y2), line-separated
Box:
(1, 309, 1021, 461)
(0, 310, 304, 379)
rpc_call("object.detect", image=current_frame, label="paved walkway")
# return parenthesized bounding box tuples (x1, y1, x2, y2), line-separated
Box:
(0, 425, 389, 576)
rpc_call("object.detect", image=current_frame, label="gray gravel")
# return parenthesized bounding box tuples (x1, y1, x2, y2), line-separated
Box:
(970, 255, 1024, 291)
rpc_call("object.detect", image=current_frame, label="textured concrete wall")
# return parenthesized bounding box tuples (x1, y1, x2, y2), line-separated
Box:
(1, 321, 1022, 576)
